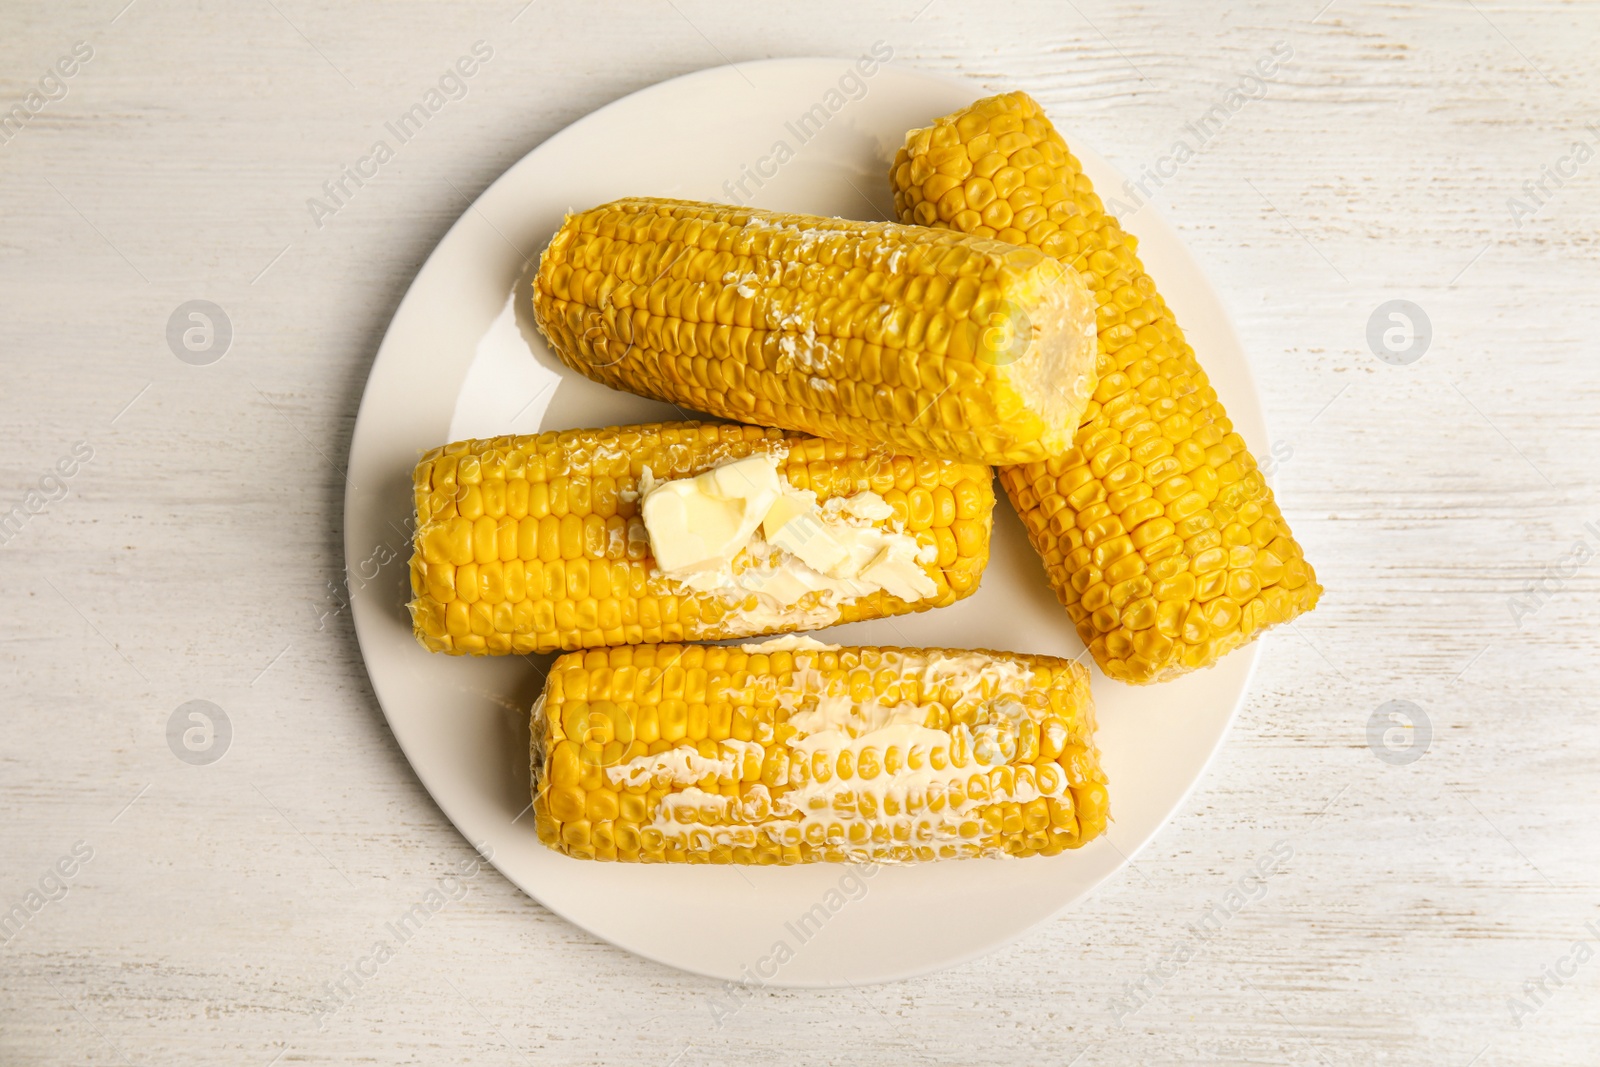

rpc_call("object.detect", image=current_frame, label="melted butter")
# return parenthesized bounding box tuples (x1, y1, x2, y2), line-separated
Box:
(606, 739, 766, 790)
(738, 635, 841, 653)
(627, 650, 1077, 861)
(785, 693, 927, 739)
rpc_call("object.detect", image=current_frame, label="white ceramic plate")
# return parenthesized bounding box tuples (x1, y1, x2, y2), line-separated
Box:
(346, 57, 1262, 986)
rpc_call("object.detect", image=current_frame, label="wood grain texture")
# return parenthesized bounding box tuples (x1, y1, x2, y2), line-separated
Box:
(1, 0, 1597, 1063)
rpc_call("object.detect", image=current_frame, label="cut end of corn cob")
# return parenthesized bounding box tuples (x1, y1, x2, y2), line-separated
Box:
(530, 642, 1108, 864)
(408, 421, 995, 655)
(892, 93, 1320, 683)
(531, 197, 1099, 465)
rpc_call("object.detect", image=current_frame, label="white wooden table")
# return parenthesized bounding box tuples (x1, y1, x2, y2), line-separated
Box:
(3, 1, 1596, 1063)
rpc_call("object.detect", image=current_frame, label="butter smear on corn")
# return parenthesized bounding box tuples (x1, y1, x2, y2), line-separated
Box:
(601, 649, 1072, 860)
(638, 452, 938, 630)
(530, 642, 1108, 864)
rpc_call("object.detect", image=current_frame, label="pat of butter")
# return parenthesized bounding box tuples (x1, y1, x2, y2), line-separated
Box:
(760, 494, 808, 541)
(764, 497, 850, 576)
(640, 455, 783, 579)
(859, 543, 938, 602)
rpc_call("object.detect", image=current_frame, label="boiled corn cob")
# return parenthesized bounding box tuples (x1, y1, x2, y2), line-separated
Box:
(531, 197, 1099, 465)
(890, 92, 1320, 683)
(530, 641, 1108, 864)
(409, 421, 995, 655)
